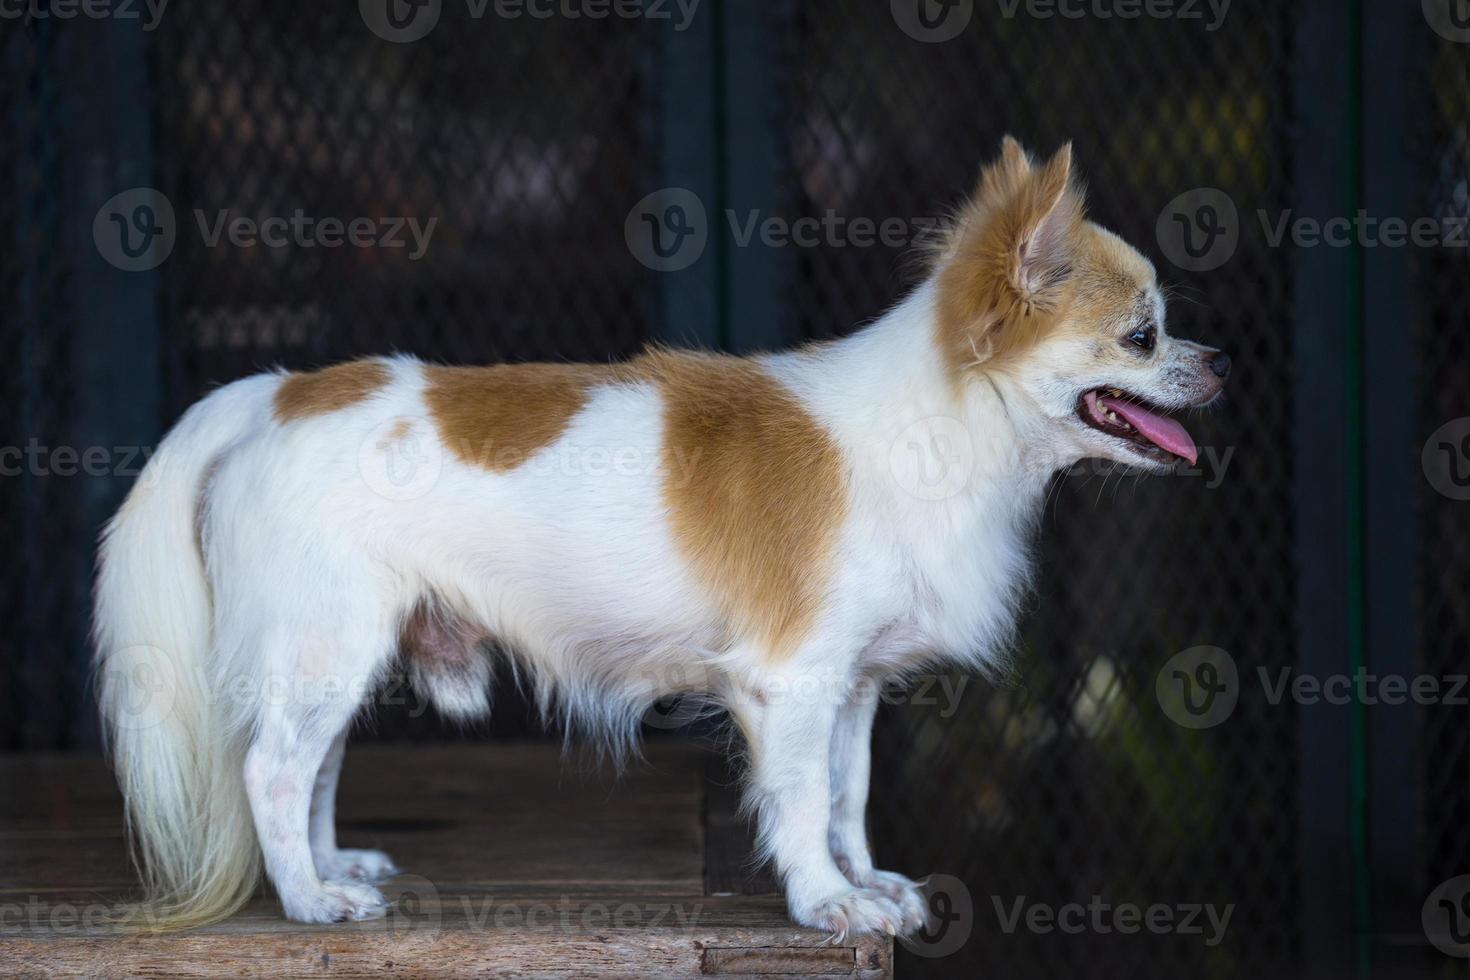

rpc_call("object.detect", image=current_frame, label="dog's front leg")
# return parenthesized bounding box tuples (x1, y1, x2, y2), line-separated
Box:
(734, 680, 907, 941)
(827, 690, 928, 932)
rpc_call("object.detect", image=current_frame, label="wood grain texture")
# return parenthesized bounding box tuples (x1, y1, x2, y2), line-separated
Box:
(0, 741, 892, 979)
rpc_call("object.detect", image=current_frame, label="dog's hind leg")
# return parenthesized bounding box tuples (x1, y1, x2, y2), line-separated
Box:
(238, 617, 396, 923)
(309, 727, 400, 885)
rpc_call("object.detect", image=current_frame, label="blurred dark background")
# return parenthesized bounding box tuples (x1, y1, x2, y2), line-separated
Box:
(1, 0, 1467, 977)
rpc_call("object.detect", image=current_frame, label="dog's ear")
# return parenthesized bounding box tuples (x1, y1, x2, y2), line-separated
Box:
(937, 142, 1085, 367)
(974, 135, 1034, 210)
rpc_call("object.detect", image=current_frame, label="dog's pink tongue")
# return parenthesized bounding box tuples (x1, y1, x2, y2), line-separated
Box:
(1101, 395, 1197, 465)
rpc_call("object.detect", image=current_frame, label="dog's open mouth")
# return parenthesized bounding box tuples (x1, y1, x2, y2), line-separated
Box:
(1077, 388, 1197, 465)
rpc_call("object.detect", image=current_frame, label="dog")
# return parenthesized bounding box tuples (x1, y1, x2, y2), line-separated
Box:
(94, 137, 1229, 938)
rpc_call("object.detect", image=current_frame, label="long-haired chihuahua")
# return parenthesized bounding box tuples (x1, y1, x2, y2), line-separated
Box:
(95, 138, 1229, 938)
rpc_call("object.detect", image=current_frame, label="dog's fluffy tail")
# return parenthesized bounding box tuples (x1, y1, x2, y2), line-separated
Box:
(94, 374, 277, 932)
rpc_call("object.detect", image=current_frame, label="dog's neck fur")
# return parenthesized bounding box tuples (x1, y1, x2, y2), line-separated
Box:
(776, 277, 1066, 508)
(769, 278, 1065, 672)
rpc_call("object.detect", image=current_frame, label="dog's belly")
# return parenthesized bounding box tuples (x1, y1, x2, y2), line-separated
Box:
(372, 388, 730, 713)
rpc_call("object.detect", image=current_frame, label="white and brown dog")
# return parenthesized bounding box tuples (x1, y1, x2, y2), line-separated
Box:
(95, 138, 1229, 937)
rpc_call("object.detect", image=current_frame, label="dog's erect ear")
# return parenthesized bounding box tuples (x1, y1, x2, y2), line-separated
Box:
(975, 135, 1034, 210)
(937, 142, 1085, 370)
(1007, 143, 1080, 308)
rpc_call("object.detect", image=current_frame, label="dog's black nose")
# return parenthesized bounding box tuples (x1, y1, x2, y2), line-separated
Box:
(1209, 351, 1232, 379)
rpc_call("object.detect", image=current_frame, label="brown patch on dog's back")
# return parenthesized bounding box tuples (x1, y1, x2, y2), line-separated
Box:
(423, 362, 632, 470)
(273, 359, 392, 422)
(651, 349, 847, 658)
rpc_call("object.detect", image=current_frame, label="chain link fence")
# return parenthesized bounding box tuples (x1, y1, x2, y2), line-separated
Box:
(2, 2, 1467, 976)
(1418, 18, 1470, 980)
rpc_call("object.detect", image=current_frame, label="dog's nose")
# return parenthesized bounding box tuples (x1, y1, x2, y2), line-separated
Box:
(1208, 351, 1232, 379)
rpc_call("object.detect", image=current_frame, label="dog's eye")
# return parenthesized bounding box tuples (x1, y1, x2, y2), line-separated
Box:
(1126, 325, 1156, 352)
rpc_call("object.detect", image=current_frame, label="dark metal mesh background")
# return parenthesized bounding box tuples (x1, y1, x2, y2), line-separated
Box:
(156, 1, 656, 405)
(1, 23, 87, 749)
(1418, 23, 1470, 978)
(1, 3, 1467, 977)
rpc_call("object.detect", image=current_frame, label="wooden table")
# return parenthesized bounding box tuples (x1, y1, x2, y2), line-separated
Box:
(0, 740, 893, 978)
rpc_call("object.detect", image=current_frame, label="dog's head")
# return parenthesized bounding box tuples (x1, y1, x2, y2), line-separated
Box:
(935, 137, 1229, 471)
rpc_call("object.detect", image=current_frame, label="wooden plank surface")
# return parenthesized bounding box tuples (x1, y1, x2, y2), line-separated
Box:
(0, 740, 892, 978)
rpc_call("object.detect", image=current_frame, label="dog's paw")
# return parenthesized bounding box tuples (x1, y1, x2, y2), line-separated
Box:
(281, 881, 388, 923)
(791, 886, 907, 943)
(316, 848, 401, 885)
(863, 870, 931, 935)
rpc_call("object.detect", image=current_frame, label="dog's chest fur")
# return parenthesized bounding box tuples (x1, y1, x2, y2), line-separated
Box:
(840, 472, 1044, 677)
